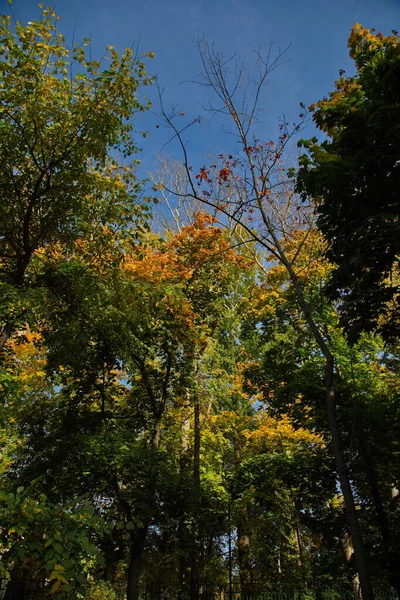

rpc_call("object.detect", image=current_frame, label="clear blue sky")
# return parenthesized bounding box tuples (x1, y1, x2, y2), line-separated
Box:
(8, 0, 400, 171)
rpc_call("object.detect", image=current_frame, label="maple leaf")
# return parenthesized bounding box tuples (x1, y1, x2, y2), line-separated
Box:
(196, 168, 209, 181)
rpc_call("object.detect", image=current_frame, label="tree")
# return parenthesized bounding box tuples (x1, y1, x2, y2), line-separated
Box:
(0, 329, 110, 596)
(1, 210, 247, 599)
(0, 5, 151, 349)
(240, 237, 400, 593)
(3, 12, 400, 597)
(296, 25, 400, 341)
(158, 41, 375, 599)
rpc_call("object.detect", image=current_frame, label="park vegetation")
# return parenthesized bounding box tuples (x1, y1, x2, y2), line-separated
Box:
(0, 6, 399, 600)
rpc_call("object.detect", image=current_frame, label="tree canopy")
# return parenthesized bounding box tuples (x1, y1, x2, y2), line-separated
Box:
(297, 24, 400, 341)
(1, 8, 399, 600)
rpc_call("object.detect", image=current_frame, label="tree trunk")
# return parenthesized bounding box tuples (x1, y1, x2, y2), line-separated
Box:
(178, 409, 191, 600)
(325, 358, 373, 600)
(0, 322, 14, 350)
(361, 442, 391, 555)
(190, 401, 200, 600)
(282, 270, 373, 600)
(127, 530, 147, 600)
(4, 579, 26, 600)
(126, 418, 162, 600)
(237, 507, 253, 593)
(340, 531, 362, 598)
(228, 504, 233, 600)
(293, 517, 307, 589)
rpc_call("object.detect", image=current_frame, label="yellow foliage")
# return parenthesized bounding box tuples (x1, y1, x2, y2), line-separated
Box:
(2, 326, 47, 394)
(214, 410, 325, 457)
(243, 412, 325, 451)
(245, 227, 332, 321)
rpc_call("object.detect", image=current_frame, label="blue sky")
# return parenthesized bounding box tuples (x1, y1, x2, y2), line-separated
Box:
(8, 0, 400, 172)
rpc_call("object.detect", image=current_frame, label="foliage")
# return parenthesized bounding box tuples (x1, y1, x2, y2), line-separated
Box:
(297, 24, 400, 341)
(0, 4, 152, 345)
(84, 580, 121, 600)
(0, 486, 107, 595)
(1, 7, 400, 599)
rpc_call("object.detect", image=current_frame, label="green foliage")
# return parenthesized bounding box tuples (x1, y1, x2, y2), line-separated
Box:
(0, 486, 107, 595)
(0, 7, 399, 598)
(0, 5, 151, 342)
(297, 25, 400, 341)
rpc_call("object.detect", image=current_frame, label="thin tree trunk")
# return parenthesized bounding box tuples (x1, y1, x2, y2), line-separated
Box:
(293, 516, 307, 589)
(150, 420, 161, 492)
(231, 429, 253, 593)
(247, 121, 375, 598)
(126, 418, 162, 600)
(239, 202, 375, 599)
(277, 266, 373, 600)
(325, 358, 372, 600)
(178, 408, 191, 599)
(237, 510, 253, 593)
(228, 503, 233, 600)
(359, 440, 391, 555)
(190, 401, 200, 600)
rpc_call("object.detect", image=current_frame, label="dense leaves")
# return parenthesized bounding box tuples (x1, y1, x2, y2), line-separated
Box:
(0, 5, 152, 348)
(1, 8, 399, 600)
(297, 25, 400, 341)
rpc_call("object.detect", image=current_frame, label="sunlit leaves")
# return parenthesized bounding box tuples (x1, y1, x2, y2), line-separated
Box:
(0, 6, 152, 349)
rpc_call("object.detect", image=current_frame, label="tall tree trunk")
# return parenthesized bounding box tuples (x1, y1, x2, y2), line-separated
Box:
(232, 430, 253, 594)
(190, 401, 200, 600)
(127, 530, 147, 600)
(228, 503, 233, 600)
(340, 531, 362, 598)
(242, 214, 375, 599)
(293, 516, 307, 589)
(126, 418, 162, 600)
(279, 268, 373, 600)
(325, 358, 372, 600)
(178, 407, 191, 599)
(243, 142, 375, 598)
(360, 441, 391, 554)
(237, 508, 253, 593)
